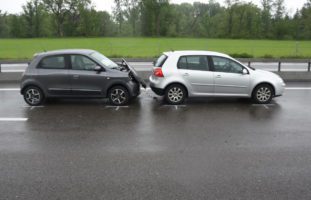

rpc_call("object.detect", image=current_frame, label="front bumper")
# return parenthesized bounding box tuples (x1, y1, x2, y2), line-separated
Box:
(127, 81, 141, 97)
(274, 82, 286, 97)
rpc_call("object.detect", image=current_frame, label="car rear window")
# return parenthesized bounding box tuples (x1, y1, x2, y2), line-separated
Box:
(154, 54, 168, 67)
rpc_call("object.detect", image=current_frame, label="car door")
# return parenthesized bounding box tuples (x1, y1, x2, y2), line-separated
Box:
(177, 55, 214, 95)
(36, 55, 71, 96)
(69, 54, 109, 96)
(211, 56, 250, 96)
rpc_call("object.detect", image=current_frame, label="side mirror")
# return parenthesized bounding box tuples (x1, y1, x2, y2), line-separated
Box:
(242, 68, 249, 75)
(94, 66, 102, 73)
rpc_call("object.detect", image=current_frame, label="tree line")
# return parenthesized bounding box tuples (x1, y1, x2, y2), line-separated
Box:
(0, 0, 311, 39)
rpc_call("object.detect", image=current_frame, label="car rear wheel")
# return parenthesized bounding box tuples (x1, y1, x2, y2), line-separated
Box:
(23, 86, 45, 106)
(165, 84, 186, 105)
(108, 86, 130, 106)
(252, 84, 273, 104)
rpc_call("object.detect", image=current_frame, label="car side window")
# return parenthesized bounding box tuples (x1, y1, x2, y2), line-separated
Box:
(212, 57, 244, 74)
(71, 55, 97, 71)
(178, 56, 209, 71)
(178, 57, 188, 69)
(39, 56, 65, 69)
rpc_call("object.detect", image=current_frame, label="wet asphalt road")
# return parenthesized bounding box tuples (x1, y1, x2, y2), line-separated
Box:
(1, 82, 311, 200)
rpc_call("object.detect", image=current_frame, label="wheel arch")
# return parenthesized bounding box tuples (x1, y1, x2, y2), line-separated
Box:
(164, 82, 189, 97)
(252, 82, 276, 97)
(105, 82, 130, 97)
(21, 82, 45, 96)
(106, 83, 131, 106)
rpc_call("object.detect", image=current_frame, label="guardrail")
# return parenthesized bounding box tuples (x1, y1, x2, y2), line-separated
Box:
(236, 58, 311, 72)
(114, 58, 311, 72)
(0, 58, 311, 72)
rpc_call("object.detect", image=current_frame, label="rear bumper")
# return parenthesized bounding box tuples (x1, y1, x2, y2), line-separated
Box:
(150, 86, 165, 96)
(149, 76, 165, 95)
(149, 75, 165, 95)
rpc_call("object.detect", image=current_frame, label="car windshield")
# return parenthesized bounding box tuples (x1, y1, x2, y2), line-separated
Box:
(89, 52, 118, 69)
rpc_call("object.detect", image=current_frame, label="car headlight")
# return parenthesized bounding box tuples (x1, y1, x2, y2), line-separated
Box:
(276, 75, 284, 83)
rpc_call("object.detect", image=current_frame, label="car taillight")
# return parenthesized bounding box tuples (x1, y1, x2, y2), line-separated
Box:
(153, 68, 164, 77)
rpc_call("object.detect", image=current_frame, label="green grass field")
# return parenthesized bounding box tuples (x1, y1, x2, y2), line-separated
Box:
(0, 37, 311, 60)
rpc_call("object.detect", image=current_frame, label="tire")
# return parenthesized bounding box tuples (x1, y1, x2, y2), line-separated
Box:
(252, 84, 273, 104)
(108, 86, 130, 106)
(165, 84, 187, 105)
(23, 86, 45, 106)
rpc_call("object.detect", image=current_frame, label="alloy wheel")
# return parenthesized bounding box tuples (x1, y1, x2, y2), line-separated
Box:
(168, 87, 184, 103)
(110, 88, 127, 105)
(25, 88, 42, 105)
(256, 87, 272, 103)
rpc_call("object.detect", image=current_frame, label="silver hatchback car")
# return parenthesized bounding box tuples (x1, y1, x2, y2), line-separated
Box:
(149, 51, 285, 104)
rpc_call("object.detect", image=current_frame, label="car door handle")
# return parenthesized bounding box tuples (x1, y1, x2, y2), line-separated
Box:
(216, 75, 222, 78)
(183, 73, 190, 76)
(73, 75, 80, 79)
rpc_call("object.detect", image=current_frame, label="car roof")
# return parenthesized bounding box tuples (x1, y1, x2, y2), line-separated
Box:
(163, 50, 231, 58)
(34, 49, 96, 57)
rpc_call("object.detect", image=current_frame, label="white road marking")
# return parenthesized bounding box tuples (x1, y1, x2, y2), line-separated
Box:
(0, 118, 28, 122)
(105, 106, 129, 108)
(162, 104, 186, 107)
(1, 64, 28, 67)
(0, 88, 20, 91)
(263, 105, 269, 109)
(105, 106, 129, 110)
(285, 87, 311, 90)
(1, 70, 25, 72)
(23, 105, 45, 108)
(252, 104, 276, 106)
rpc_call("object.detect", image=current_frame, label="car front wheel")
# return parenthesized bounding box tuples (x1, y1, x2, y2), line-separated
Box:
(252, 84, 273, 104)
(23, 86, 45, 106)
(165, 84, 186, 105)
(108, 86, 130, 106)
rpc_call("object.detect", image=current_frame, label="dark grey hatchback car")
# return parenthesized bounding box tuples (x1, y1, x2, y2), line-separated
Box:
(20, 49, 146, 106)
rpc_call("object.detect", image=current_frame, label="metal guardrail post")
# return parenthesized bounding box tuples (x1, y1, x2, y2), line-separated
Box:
(278, 61, 281, 72)
(248, 61, 251, 67)
(0, 63, 1, 73)
(308, 61, 311, 72)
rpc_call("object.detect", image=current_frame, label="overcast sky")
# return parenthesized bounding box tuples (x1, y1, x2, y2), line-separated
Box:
(0, 0, 307, 15)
